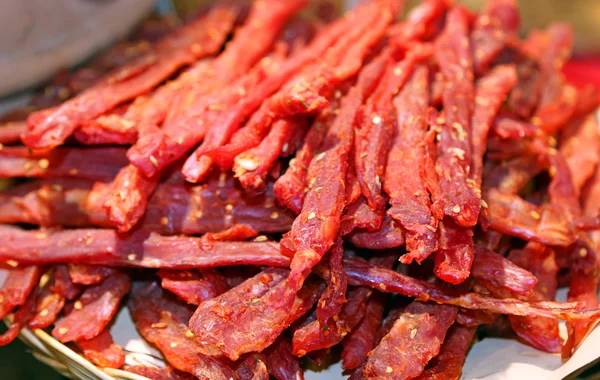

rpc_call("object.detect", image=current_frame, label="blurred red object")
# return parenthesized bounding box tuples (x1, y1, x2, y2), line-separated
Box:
(564, 55, 600, 98)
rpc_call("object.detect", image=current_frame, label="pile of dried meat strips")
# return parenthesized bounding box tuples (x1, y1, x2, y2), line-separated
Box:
(1, 0, 600, 378)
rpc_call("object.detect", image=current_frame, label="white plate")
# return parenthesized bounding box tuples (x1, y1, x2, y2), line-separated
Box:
(0, 0, 155, 97)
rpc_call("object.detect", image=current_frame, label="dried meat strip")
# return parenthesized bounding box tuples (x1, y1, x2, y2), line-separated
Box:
(0, 283, 39, 346)
(158, 269, 228, 306)
(68, 264, 117, 285)
(342, 257, 597, 320)
(490, 113, 540, 139)
(384, 65, 437, 263)
(358, 301, 457, 379)
(456, 309, 497, 327)
(433, 7, 480, 227)
(76, 330, 126, 369)
(262, 336, 304, 380)
(340, 197, 386, 235)
(341, 292, 387, 370)
(190, 268, 322, 360)
(22, 3, 240, 149)
(129, 281, 269, 379)
(316, 239, 348, 327)
(433, 217, 474, 285)
(235, 116, 307, 195)
(0, 266, 43, 320)
(347, 215, 406, 250)
(0, 147, 127, 181)
(415, 324, 476, 380)
(485, 189, 576, 246)
(50, 265, 83, 300)
(559, 115, 600, 195)
(482, 156, 543, 195)
(125, 365, 196, 380)
(470, 64, 518, 188)
(28, 278, 65, 329)
(279, 49, 391, 303)
(471, 246, 538, 295)
(52, 272, 130, 342)
(471, 0, 520, 75)
(0, 121, 26, 145)
(507, 242, 562, 353)
(0, 227, 289, 269)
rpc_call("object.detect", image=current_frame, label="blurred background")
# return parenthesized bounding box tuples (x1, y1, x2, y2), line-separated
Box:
(1, 0, 600, 379)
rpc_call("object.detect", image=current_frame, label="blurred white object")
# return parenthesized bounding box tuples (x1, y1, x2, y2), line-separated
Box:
(0, 0, 155, 97)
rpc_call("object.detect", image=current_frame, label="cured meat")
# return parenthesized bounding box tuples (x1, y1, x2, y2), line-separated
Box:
(68, 264, 117, 285)
(483, 156, 543, 195)
(0, 147, 127, 181)
(0, 266, 43, 320)
(359, 301, 457, 379)
(0, 121, 26, 145)
(340, 197, 385, 235)
(22, 3, 240, 149)
(158, 269, 228, 306)
(52, 273, 130, 342)
(129, 281, 269, 379)
(76, 330, 126, 368)
(125, 365, 196, 380)
(189, 268, 323, 360)
(341, 292, 387, 370)
(433, 7, 480, 227)
(384, 65, 437, 263)
(316, 240, 348, 327)
(28, 279, 65, 329)
(490, 114, 540, 139)
(433, 217, 474, 285)
(0, 283, 39, 346)
(416, 325, 476, 380)
(559, 115, 600, 195)
(347, 215, 406, 250)
(262, 336, 304, 380)
(471, 246, 538, 295)
(0, 227, 289, 269)
(50, 265, 83, 300)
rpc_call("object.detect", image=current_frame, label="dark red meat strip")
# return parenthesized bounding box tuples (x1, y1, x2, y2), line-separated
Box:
(279, 48, 391, 303)
(0, 147, 127, 181)
(482, 156, 543, 195)
(125, 365, 196, 380)
(189, 268, 323, 360)
(433, 7, 480, 227)
(359, 301, 457, 379)
(129, 281, 269, 379)
(68, 264, 117, 285)
(471, 0, 520, 75)
(316, 239, 348, 327)
(0, 227, 289, 269)
(50, 265, 83, 300)
(471, 246, 538, 295)
(0, 266, 43, 320)
(0, 283, 39, 346)
(384, 64, 437, 263)
(158, 269, 228, 306)
(490, 113, 540, 139)
(76, 330, 126, 369)
(433, 217, 474, 285)
(0, 121, 26, 145)
(341, 292, 387, 370)
(507, 242, 562, 353)
(347, 214, 406, 250)
(415, 324, 476, 380)
(456, 309, 497, 327)
(28, 279, 65, 329)
(340, 197, 385, 235)
(262, 336, 304, 380)
(52, 273, 130, 342)
(22, 4, 240, 149)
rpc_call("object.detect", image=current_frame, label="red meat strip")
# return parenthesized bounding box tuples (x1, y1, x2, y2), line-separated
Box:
(342, 257, 597, 320)
(471, 0, 520, 75)
(490, 113, 540, 139)
(347, 215, 406, 250)
(28, 279, 65, 329)
(189, 268, 323, 360)
(559, 115, 600, 195)
(158, 269, 228, 305)
(52, 273, 130, 342)
(0, 266, 43, 320)
(572, 84, 600, 118)
(433, 217, 474, 285)
(68, 264, 117, 285)
(390, 0, 449, 44)
(22, 3, 240, 149)
(0, 227, 289, 269)
(0, 283, 39, 346)
(183, 0, 398, 182)
(341, 292, 387, 370)
(456, 309, 497, 327)
(340, 197, 386, 235)
(470, 64, 518, 188)
(262, 336, 304, 380)
(0, 121, 26, 145)
(129, 281, 269, 379)
(433, 7, 480, 227)
(471, 246, 538, 295)
(533, 24, 576, 134)
(507, 242, 562, 353)
(125, 365, 196, 380)
(0, 147, 127, 181)
(316, 240, 348, 327)
(50, 265, 83, 300)
(384, 64, 437, 263)
(482, 156, 543, 195)
(279, 48, 391, 303)
(507, 58, 542, 120)
(415, 324, 476, 380)
(76, 330, 126, 368)
(235, 116, 307, 195)
(485, 189, 576, 246)
(358, 301, 457, 379)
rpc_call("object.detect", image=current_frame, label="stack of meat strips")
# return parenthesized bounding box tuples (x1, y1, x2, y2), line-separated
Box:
(1, 0, 600, 378)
